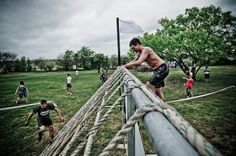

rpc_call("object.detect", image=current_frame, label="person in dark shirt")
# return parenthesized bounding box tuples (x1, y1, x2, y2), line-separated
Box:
(25, 100, 64, 143)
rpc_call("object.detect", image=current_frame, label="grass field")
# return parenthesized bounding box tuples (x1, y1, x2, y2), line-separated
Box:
(0, 66, 235, 156)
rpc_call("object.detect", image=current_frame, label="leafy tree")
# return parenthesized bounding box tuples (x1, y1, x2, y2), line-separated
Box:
(127, 50, 136, 61)
(14, 59, 21, 72)
(20, 56, 27, 72)
(34, 57, 45, 71)
(121, 55, 129, 65)
(26, 58, 32, 71)
(73, 52, 81, 69)
(56, 50, 74, 70)
(44, 60, 55, 71)
(0, 51, 17, 73)
(77, 46, 95, 70)
(93, 53, 108, 73)
(141, 5, 236, 80)
(110, 54, 118, 68)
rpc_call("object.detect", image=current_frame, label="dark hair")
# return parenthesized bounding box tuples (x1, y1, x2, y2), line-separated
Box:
(129, 37, 141, 47)
(67, 73, 70, 76)
(20, 81, 24, 85)
(41, 100, 47, 105)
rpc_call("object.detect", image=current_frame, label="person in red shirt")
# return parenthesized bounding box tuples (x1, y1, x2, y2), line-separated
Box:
(183, 76, 194, 97)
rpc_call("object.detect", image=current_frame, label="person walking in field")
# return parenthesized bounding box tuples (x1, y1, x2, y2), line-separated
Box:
(100, 68, 108, 83)
(123, 37, 169, 100)
(66, 73, 72, 95)
(204, 65, 210, 82)
(25, 100, 64, 143)
(75, 69, 79, 79)
(183, 75, 194, 97)
(15, 80, 29, 104)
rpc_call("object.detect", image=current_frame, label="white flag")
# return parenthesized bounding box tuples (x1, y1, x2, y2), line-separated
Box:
(119, 19, 144, 34)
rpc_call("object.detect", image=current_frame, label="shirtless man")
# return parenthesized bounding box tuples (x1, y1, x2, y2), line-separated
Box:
(123, 38, 169, 100)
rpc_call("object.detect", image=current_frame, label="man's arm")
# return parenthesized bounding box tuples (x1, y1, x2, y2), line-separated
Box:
(54, 108, 64, 122)
(15, 85, 19, 94)
(123, 49, 149, 68)
(25, 112, 35, 126)
(26, 86, 29, 94)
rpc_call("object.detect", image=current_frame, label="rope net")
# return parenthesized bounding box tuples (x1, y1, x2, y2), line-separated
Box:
(40, 67, 223, 156)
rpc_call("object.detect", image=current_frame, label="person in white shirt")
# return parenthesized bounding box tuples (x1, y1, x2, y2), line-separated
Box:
(204, 66, 210, 82)
(75, 70, 79, 79)
(66, 73, 72, 95)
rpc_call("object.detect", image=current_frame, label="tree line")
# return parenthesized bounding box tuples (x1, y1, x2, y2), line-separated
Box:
(0, 46, 129, 73)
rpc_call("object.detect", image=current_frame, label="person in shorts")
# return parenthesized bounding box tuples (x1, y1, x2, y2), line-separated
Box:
(204, 66, 210, 82)
(25, 100, 64, 143)
(66, 73, 72, 95)
(15, 80, 28, 104)
(123, 37, 169, 100)
(183, 75, 194, 97)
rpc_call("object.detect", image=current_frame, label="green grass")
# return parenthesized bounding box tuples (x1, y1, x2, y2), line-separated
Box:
(0, 66, 235, 156)
(0, 71, 103, 156)
(134, 65, 236, 156)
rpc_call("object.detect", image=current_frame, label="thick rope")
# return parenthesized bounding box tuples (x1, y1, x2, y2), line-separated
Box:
(0, 102, 39, 111)
(57, 72, 125, 156)
(0, 100, 56, 111)
(58, 71, 124, 156)
(41, 69, 123, 156)
(70, 85, 139, 156)
(99, 102, 223, 156)
(162, 108, 222, 156)
(41, 67, 224, 156)
(121, 67, 223, 156)
(99, 104, 163, 156)
(166, 85, 235, 104)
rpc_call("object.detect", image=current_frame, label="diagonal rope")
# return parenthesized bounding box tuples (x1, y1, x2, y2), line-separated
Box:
(54, 71, 124, 156)
(41, 67, 225, 156)
(41, 69, 123, 156)
(59, 82, 124, 156)
(99, 104, 163, 156)
(70, 84, 140, 156)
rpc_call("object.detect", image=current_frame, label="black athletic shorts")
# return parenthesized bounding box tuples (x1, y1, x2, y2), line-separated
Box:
(205, 74, 210, 78)
(149, 63, 169, 88)
(38, 118, 53, 127)
(67, 83, 72, 88)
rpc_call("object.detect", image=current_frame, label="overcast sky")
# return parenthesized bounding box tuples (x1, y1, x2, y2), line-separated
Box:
(0, 0, 235, 59)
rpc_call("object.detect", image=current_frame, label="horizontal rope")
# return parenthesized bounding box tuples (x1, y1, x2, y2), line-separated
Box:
(0, 101, 56, 111)
(166, 85, 235, 104)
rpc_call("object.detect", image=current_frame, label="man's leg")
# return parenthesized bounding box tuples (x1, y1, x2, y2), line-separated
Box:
(38, 126, 45, 143)
(24, 95, 28, 104)
(16, 97, 20, 104)
(49, 125, 55, 141)
(67, 86, 70, 95)
(146, 81, 165, 100)
(146, 81, 156, 93)
(155, 87, 164, 101)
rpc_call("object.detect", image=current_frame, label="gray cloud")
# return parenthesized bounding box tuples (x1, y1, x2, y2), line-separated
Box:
(0, 0, 235, 59)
